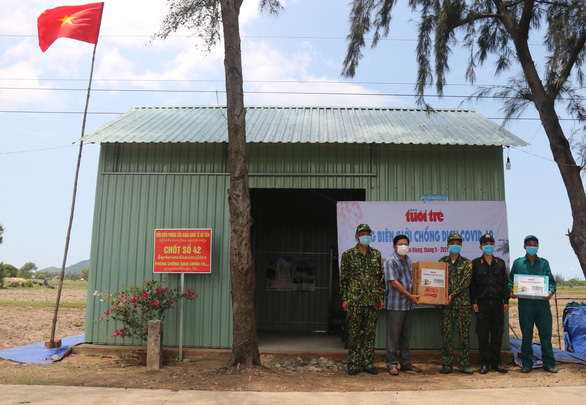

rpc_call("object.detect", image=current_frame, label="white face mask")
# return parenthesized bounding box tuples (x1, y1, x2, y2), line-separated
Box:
(397, 245, 409, 255)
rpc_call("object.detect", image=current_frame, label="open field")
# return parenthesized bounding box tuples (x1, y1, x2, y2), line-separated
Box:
(0, 282, 584, 391)
(0, 281, 87, 351)
(508, 286, 586, 349)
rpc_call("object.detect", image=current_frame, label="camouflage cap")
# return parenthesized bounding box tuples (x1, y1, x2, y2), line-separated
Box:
(479, 233, 495, 244)
(447, 232, 462, 242)
(524, 234, 539, 244)
(355, 224, 372, 234)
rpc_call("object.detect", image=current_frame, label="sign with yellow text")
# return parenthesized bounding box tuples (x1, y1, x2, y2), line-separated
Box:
(154, 228, 212, 273)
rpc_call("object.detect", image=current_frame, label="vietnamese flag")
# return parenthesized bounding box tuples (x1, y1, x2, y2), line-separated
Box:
(37, 2, 104, 52)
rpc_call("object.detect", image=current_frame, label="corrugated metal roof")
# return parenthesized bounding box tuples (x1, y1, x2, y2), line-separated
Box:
(84, 106, 528, 146)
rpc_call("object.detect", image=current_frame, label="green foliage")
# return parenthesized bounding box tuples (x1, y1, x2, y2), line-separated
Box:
(3, 264, 17, 278)
(35, 272, 46, 280)
(96, 280, 198, 342)
(0, 223, 3, 245)
(157, 0, 222, 51)
(81, 268, 89, 280)
(65, 271, 81, 281)
(343, 0, 586, 117)
(157, 0, 282, 49)
(563, 278, 586, 288)
(554, 273, 566, 285)
(17, 262, 37, 279)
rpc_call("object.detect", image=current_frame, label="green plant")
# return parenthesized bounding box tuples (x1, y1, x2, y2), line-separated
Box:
(96, 279, 197, 342)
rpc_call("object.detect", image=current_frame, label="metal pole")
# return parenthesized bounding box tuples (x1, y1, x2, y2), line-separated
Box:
(49, 42, 98, 348)
(179, 273, 185, 361)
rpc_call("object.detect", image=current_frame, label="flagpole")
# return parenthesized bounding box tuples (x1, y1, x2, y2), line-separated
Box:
(49, 41, 98, 348)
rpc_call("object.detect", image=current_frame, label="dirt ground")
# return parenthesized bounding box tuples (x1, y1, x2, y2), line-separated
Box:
(0, 285, 585, 391)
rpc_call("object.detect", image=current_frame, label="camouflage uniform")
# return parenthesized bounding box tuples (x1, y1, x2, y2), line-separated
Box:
(438, 250, 473, 370)
(340, 242, 385, 372)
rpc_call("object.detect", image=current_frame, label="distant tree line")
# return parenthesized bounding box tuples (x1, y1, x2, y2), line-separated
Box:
(0, 261, 89, 288)
(554, 273, 586, 288)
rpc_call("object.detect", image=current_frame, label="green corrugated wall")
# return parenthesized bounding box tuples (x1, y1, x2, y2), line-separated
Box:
(85, 142, 506, 349)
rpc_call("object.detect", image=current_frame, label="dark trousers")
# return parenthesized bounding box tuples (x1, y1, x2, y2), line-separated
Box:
(385, 310, 413, 369)
(347, 305, 379, 370)
(475, 301, 505, 367)
(519, 300, 555, 368)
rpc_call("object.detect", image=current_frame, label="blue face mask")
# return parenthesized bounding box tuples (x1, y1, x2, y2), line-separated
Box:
(482, 245, 495, 255)
(448, 245, 462, 254)
(358, 235, 372, 246)
(526, 246, 538, 256)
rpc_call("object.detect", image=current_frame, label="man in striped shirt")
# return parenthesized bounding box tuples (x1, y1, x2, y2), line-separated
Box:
(384, 234, 422, 376)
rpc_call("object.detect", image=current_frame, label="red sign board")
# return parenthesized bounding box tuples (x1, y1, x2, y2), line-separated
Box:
(153, 228, 212, 273)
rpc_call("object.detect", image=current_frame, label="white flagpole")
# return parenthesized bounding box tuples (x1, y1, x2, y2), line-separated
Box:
(49, 41, 99, 348)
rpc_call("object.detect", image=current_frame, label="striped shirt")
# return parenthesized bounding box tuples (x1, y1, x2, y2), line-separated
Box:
(384, 250, 413, 311)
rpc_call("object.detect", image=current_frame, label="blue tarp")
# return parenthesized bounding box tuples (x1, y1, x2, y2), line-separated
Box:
(564, 305, 586, 356)
(509, 337, 586, 367)
(0, 334, 85, 364)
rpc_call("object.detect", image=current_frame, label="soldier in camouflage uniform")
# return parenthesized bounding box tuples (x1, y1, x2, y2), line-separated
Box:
(340, 224, 385, 375)
(438, 233, 474, 374)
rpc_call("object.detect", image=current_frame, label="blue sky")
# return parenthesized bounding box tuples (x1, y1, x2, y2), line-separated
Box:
(0, 0, 583, 280)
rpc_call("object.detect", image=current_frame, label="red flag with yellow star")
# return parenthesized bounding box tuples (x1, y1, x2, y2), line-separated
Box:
(37, 2, 104, 52)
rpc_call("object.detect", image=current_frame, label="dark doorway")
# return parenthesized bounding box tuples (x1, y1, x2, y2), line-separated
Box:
(251, 188, 365, 333)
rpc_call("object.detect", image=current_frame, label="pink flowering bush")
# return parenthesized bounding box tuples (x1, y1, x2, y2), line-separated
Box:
(95, 279, 197, 342)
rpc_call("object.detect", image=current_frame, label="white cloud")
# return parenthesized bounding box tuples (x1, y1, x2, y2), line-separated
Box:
(241, 41, 397, 107)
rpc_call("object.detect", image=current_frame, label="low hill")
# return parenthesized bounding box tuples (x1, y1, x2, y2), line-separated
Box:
(39, 259, 89, 274)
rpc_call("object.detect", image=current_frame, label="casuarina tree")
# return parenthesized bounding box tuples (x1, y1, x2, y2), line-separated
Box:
(157, 0, 282, 366)
(343, 0, 586, 277)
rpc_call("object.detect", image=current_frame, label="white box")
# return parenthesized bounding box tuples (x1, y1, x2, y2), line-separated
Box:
(513, 274, 549, 298)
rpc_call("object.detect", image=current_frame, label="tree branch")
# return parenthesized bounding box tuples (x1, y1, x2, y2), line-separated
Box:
(519, 0, 534, 38)
(553, 31, 586, 99)
(453, 13, 499, 29)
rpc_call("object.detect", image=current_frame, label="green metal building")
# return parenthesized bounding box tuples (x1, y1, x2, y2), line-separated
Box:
(83, 106, 527, 349)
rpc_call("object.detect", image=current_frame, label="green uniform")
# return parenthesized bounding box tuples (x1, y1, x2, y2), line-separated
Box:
(438, 255, 473, 369)
(509, 255, 557, 369)
(340, 244, 385, 371)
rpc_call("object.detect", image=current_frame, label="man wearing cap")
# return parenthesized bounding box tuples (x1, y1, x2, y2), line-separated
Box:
(509, 235, 557, 374)
(470, 233, 509, 374)
(340, 224, 385, 375)
(438, 233, 474, 374)
(383, 234, 422, 376)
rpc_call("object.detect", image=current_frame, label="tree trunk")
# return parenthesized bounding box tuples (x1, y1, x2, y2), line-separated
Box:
(532, 103, 586, 278)
(494, 0, 586, 278)
(220, 0, 261, 366)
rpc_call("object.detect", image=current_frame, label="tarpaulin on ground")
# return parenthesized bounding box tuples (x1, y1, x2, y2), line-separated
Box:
(0, 334, 84, 364)
(509, 337, 586, 368)
(564, 305, 586, 356)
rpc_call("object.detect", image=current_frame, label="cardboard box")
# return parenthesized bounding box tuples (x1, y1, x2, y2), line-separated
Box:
(513, 274, 549, 299)
(412, 261, 449, 305)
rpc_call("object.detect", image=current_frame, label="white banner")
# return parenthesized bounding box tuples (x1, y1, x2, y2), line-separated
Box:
(337, 201, 510, 268)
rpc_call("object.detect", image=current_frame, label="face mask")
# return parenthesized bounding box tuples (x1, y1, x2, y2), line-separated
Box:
(397, 245, 409, 255)
(482, 245, 495, 255)
(526, 246, 538, 256)
(358, 235, 372, 246)
(448, 245, 462, 254)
